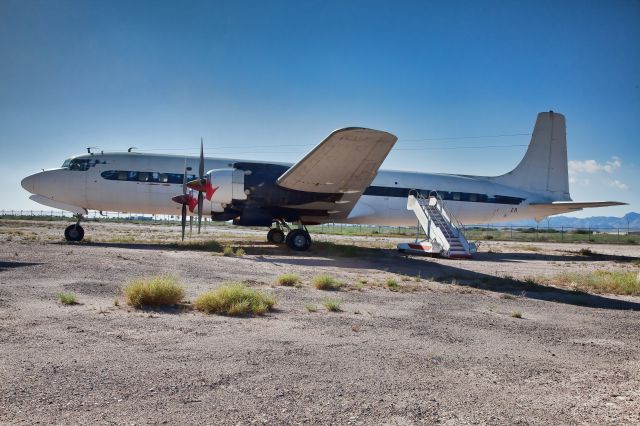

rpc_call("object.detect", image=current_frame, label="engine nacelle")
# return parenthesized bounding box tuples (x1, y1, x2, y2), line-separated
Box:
(207, 168, 247, 206)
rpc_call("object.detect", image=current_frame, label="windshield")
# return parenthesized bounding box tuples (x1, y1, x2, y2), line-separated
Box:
(61, 158, 72, 168)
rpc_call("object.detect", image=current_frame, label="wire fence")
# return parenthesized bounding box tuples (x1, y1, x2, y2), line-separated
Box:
(1, 209, 639, 244)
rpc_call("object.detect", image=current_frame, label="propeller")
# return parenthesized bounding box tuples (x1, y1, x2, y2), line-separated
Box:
(198, 138, 204, 234)
(184, 138, 208, 234)
(171, 161, 193, 241)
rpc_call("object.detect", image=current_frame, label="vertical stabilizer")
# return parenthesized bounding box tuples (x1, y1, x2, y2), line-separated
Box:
(490, 111, 570, 200)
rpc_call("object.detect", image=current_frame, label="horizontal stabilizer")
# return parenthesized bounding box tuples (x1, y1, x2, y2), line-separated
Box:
(529, 201, 627, 220)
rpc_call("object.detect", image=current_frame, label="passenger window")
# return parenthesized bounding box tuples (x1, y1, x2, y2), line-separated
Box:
(159, 173, 168, 183)
(469, 194, 477, 202)
(453, 192, 461, 201)
(118, 171, 127, 180)
(127, 171, 138, 181)
(139, 172, 149, 182)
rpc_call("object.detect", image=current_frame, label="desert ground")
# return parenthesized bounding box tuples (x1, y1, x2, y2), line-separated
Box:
(1, 219, 639, 425)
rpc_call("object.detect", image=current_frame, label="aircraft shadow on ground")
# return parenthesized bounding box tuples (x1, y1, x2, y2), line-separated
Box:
(61, 240, 640, 311)
(0, 260, 42, 272)
(251, 245, 640, 312)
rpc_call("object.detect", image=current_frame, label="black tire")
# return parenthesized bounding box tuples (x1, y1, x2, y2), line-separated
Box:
(64, 224, 84, 242)
(285, 229, 311, 251)
(267, 228, 285, 244)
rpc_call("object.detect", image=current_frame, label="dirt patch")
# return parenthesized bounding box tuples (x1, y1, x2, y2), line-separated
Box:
(0, 220, 639, 424)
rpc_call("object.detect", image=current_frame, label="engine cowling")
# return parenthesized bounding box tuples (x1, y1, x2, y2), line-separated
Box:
(207, 168, 247, 206)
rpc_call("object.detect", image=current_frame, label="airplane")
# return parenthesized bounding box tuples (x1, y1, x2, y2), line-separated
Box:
(20, 111, 625, 251)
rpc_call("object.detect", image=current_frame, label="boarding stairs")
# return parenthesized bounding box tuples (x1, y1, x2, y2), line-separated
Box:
(399, 191, 476, 258)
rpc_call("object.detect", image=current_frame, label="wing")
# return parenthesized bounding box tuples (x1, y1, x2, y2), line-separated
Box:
(276, 127, 397, 221)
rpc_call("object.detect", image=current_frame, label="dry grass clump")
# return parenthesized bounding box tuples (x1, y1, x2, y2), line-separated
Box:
(223, 246, 245, 257)
(552, 270, 640, 296)
(277, 273, 301, 287)
(193, 283, 275, 316)
(123, 275, 185, 308)
(322, 298, 342, 312)
(57, 292, 78, 305)
(305, 304, 318, 312)
(511, 310, 523, 318)
(312, 274, 343, 291)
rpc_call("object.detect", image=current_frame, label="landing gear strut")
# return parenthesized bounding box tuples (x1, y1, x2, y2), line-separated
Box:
(267, 220, 287, 244)
(285, 222, 312, 251)
(64, 214, 85, 242)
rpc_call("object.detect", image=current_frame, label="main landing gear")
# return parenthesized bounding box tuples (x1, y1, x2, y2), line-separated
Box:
(64, 214, 85, 242)
(267, 220, 312, 251)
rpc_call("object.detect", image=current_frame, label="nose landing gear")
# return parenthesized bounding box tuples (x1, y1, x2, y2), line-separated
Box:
(64, 214, 85, 242)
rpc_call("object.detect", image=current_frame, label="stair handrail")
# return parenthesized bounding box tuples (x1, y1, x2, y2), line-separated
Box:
(423, 190, 472, 254)
(407, 193, 451, 253)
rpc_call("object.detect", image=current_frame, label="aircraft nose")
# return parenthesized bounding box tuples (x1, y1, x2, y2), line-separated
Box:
(21, 173, 39, 194)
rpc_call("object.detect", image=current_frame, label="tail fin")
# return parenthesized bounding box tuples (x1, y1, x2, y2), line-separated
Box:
(490, 111, 570, 201)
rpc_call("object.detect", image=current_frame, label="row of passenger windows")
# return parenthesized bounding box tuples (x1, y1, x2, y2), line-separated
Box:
(101, 170, 196, 184)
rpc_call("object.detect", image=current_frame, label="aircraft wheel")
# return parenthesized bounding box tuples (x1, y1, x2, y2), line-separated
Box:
(285, 229, 311, 251)
(267, 228, 285, 244)
(64, 224, 84, 242)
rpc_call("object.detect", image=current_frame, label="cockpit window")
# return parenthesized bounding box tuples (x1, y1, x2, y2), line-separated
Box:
(64, 158, 105, 171)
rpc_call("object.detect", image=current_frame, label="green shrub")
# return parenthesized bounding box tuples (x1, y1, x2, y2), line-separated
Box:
(223, 246, 235, 256)
(194, 283, 276, 316)
(277, 273, 301, 287)
(305, 304, 318, 312)
(386, 278, 399, 291)
(322, 298, 342, 312)
(123, 275, 185, 308)
(313, 274, 342, 291)
(57, 292, 78, 305)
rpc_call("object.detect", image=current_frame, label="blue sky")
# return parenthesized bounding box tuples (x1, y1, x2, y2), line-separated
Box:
(1, 0, 638, 217)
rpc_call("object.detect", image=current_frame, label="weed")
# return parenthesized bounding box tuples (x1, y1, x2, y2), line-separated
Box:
(305, 304, 317, 312)
(500, 293, 516, 300)
(353, 281, 365, 291)
(235, 248, 246, 257)
(193, 283, 275, 316)
(277, 273, 301, 287)
(322, 298, 342, 312)
(223, 246, 235, 256)
(123, 275, 185, 308)
(552, 270, 640, 296)
(578, 248, 598, 257)
(511, 310, 523, 318)
(113, 298, 120, 307)
(313, 274, 342, 291)
(169, 240, 223, 252)
(386, 278, 399, 291)
(57, 292, 78, 305)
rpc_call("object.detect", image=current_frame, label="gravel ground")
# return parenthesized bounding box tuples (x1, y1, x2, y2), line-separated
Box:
(1, 220, 639, 425)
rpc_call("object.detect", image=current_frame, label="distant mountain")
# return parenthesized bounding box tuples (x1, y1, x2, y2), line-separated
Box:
(483, 212, 640, 229)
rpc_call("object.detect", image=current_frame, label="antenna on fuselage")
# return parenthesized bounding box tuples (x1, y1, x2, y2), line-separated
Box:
(86, 147, 98, 155)
(128, 147, 137, 152)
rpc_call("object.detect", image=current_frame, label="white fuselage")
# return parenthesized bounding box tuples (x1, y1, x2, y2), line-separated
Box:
(21, 152, 553, 226)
